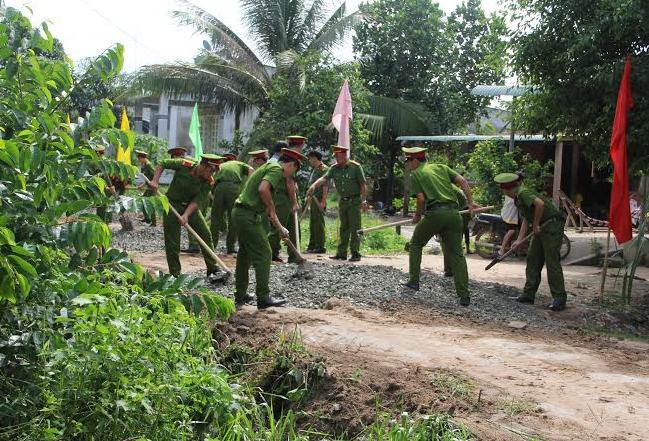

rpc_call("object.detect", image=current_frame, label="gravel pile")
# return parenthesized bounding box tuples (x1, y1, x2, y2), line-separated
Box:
(110, 218, 229, 254)
(205, 263, 553, 327)
(111, 219, 555, 327)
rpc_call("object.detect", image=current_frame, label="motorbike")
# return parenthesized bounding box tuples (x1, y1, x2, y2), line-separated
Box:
(472, 213, 571, 260)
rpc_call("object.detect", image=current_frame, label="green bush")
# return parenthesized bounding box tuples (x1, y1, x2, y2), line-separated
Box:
(465, 140, 553, 207)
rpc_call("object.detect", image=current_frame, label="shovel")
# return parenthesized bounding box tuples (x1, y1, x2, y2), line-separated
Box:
(484, 219, 551, 271)
(140, 174, 232, 283)
(282, 230, 314, 279)
(357, 205, 496, 236)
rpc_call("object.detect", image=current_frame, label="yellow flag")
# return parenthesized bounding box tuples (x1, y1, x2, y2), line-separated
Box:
(116, 107, 133, 165)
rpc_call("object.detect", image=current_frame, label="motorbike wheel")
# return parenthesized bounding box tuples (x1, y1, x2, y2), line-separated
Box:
(474, 230, 501, 259)
(560, 234, 571, 260)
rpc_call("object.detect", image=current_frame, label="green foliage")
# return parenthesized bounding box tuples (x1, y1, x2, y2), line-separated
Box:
(0, 9, 242, 439)
(354, 0, 508, 134)
(134, 133, 168, 163)
(365, 412, 473, 441)
(133, 0, 360, 116)
(465, 140, 554, 207)
(247, 54, 377, 170)
(507, 0, 649, 170)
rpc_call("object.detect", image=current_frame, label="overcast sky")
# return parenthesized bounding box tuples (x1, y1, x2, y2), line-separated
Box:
(6, 0, 502, 72)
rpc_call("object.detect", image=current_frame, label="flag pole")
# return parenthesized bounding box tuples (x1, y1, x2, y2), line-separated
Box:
(599, 227, 612, 301)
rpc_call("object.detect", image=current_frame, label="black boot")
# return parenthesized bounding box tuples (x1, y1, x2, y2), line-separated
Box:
(400, 280, 420, 291)
(459, 296, 471, 307)
(235, 294, 255, 307)
(511, 295, 534, 304)
(272, 254, 284, 263)
(348, 254, 362, 262)
(257, 296, 287, 309)
(548, 299, 566, 311)
(329, 255, 347, 260)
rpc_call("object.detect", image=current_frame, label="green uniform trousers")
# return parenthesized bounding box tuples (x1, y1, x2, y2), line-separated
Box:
(187, 199, 211, 251)
(163, 201, 218, 276)
(210, 182, 241, 252)
(232, 206, 272, 302)
(523, 219, 567, 302)
(336, 197, 362, 258)
(443, 211, 470, 274)
(269, 194, 299, 262)
(142, 189, 157, 226)
(307, 198, 326, 251)
(409, 208, 469, 298)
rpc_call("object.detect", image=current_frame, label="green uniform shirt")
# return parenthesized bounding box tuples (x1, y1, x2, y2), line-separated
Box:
(215, 160, 249, 184)
(453, 185, 468, 210)
(141, 160, 155, 180)
(161, 158, 212, 207)
(515, 186, 560, 224)
(410, 163, 460, 205)
(235, 162, 284, 214)
(324, 161, 366, 198)
(309, 163, 328, 199)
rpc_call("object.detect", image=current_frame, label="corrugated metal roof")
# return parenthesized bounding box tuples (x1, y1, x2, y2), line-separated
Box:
(395, 134, 553, 142)
(470, 85, 532, 97)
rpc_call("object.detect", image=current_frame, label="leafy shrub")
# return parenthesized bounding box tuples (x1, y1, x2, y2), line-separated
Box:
(465, 140, 553, 207)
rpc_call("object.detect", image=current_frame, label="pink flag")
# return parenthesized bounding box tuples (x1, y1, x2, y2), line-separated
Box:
(332, 79, 353, 154)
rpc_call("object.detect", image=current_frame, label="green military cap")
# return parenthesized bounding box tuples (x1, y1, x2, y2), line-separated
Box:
(331, 145, 349, 153)
(200, 153, 225, 166)
(280, 148, 307, 165)
(287, 135, 307, 145)
(168, 146, 187, 152)
(223, 152, 237, 160)
(401, 146, 427, 155)
(248, 149, 268, 158)
(135, 150, 148, 157)
(494, 173, 520, 184)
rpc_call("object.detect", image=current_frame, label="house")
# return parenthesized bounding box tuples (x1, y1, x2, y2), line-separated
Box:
(130, 94, 259, 152)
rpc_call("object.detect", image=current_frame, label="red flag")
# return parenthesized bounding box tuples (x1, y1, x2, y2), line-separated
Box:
(608, 56, 634, 244)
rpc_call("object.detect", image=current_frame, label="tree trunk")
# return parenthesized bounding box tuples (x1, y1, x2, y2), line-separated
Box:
(386, 146, 397, 207)
(234, 105, 242, 132)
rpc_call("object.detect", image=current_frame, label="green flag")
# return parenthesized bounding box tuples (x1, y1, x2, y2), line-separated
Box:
(189, 102, 203, 160)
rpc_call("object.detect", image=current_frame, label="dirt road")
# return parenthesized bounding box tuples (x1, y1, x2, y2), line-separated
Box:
(236, 304, 649, 441)
(131, 249, 649, 440)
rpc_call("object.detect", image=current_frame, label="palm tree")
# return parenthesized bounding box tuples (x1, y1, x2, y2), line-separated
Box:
(132, 0, 360, 129)
(360, 95, 437, 206)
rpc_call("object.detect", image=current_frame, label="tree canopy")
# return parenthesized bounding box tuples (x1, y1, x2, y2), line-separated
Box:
(133, 0, 361, 119)
(354, 0, 507, 134)
(508, 0, 649, 171)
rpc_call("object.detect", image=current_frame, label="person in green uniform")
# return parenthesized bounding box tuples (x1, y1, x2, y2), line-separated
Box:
(495, 173, 567, 311)
(400, 147, 478, 306)
(168, 146, 188, 158)
(305, 150, 328, 253)
(136, 150, 157, 226)
(268, 141, 292, 262)
(442, 185, 472, 276)
(268, 140, 302, 263)
(147, 154, 225, 282)
(249, 149, 269, 169)
(232, 148, 306, 309)
(210, 152, 254, 254)
(307, 145, 368, 262)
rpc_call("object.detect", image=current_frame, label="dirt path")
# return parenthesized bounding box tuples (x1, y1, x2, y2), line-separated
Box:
(240, 305, 649, 441)
(132, 250, 649, 440)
